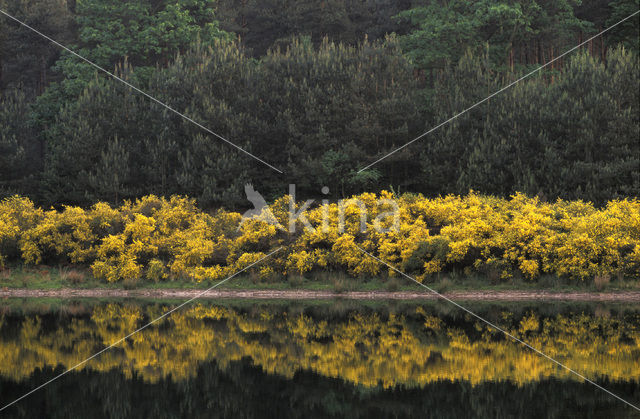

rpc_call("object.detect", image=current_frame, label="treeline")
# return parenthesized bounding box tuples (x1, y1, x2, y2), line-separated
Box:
(0, 0, 638, 208)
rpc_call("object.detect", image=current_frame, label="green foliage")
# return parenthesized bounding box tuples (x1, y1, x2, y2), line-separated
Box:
(418, 47, 639, 203)
(87, 136, 131, 205)
(250, 35, 419, 196)
(606, 0, 640, 53)
(0, 89, 26, 186)
(0, 1, 638, 207)
(0, 0, 73, 94)
(0, 88, 38, 196)
(216, 0, 411, 56)
(39, 36, 418, 205)
(397, 0, 593, 73)
(70, 0, 229, 70)
(30, 0, 231, 169)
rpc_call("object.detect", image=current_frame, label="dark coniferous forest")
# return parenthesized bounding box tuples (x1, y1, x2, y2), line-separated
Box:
(0, 0, 638, 208)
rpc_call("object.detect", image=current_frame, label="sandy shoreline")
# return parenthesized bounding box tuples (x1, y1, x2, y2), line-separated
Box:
(1, 288, 640, 301)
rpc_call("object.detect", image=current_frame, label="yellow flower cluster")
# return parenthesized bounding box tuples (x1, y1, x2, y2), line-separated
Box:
(0, 192, 638, 282)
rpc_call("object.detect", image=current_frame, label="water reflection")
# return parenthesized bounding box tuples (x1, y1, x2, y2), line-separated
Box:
(0, 300, 638, 418)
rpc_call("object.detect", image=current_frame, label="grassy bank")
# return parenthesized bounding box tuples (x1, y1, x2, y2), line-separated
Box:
(2, 265, 638, 293)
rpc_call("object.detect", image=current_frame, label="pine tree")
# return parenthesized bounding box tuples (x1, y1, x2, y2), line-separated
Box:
(0, 88, 26, 192)
(87, 136, 130, 205)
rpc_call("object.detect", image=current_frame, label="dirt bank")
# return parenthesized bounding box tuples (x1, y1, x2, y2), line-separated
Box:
(2, 288, 640, 301)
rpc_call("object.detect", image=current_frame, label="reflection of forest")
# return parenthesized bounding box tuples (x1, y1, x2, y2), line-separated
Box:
(1, 361, 637, 419)
(1, 302, 638, 388)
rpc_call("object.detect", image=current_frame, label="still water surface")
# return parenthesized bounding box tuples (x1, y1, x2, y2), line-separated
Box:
(0, 299, 638, 418)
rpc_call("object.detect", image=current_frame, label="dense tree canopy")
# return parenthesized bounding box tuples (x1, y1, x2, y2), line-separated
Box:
(396, 0, 593, 74)
(38, 36, 418, 205)
(0, 0, 638, 207)
(417, 46, 639, 202)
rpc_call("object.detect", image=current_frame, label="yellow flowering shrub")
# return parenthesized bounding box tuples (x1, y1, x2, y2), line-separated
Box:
(0, 196, 44, 267)
(146, 258, 167, 281)
(0, 192, 638, 282)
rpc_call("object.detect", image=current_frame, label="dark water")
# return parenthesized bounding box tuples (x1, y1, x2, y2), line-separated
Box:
(0, 299, 638, 418)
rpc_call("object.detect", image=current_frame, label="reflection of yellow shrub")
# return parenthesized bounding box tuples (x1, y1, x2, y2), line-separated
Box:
(0, 303, 639, 386)
(0, 192, 638, 282)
